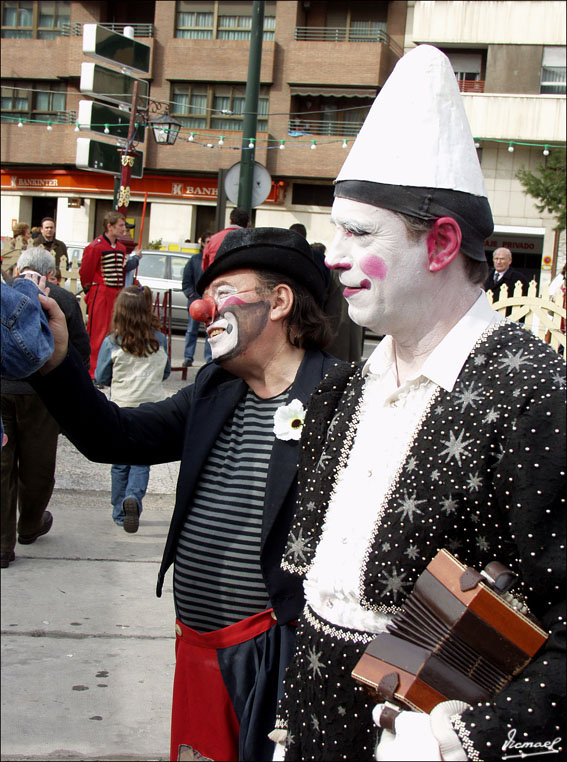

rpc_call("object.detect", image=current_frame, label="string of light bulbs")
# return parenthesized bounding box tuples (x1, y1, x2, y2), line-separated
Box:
(5, 115, 565, 156)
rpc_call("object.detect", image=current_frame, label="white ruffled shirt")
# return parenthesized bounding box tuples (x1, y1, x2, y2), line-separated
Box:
(304, 292, 503, 632)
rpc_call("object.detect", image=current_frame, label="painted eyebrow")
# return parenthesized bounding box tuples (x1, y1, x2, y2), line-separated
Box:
(330, 215, 377, 235)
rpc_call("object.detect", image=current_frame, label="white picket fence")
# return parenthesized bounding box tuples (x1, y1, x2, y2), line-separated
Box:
(486, 280, 566, 360)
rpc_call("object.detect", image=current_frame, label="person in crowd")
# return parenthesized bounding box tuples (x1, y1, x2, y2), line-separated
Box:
(274, 45, 565, 762)
(1, 221, 32, 278)
(30, 227, 339, 762)
(0, 275, 54, 465)
(95, 286, 170, 533)
(79, 211, 141, 380)
(1, 248, 90, 570)
(289, 223, 307, 239)
(485, 247, 529, 301)
(182, 231, 212, 367)
(202, 207, 250, 269)
(36, 217, 68, 270)
(313, 242, 364, 363)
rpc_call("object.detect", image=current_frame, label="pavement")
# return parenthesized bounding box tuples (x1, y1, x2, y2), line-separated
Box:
(0, 344, 203, 762)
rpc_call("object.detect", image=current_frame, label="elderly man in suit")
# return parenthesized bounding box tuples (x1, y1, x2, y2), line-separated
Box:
(485, 247, 529, 300)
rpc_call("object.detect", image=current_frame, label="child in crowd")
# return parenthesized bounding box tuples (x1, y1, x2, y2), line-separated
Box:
(95, 285, 170, 533)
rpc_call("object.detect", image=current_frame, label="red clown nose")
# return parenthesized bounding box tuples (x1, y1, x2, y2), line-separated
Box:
(189, 295, 216, 324)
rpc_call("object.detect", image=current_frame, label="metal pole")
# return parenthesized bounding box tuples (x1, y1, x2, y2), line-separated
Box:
(215, 167, 228, 231)
(116, 80, 139, 218)
(237, 0, 264, 214)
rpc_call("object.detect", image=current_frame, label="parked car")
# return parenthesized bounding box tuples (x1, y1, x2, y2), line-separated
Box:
(136, 248, 199, 330)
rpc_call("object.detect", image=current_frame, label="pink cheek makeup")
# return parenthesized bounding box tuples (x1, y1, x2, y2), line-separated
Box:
(360, 254, 388, 280)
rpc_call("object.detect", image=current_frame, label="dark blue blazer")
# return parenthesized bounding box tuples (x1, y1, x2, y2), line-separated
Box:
(32, 346, 340, 623)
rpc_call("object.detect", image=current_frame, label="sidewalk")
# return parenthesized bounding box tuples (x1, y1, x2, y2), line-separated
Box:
(1, 366, 199, 762)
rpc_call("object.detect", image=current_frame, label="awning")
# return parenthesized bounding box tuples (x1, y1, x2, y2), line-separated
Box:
(289, 86, 377, 98)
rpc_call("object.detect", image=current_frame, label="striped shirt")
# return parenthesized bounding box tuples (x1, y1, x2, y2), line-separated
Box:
(173, 387, 288, 632)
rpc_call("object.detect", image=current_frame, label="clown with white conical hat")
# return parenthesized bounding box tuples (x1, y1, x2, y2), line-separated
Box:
(274, 45, 565, 762)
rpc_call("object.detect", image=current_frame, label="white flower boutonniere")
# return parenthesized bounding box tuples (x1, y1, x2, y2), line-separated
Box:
(274, 398, 306, 441)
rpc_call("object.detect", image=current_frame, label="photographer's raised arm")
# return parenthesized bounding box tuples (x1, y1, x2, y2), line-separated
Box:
(37, 293, 69, 373)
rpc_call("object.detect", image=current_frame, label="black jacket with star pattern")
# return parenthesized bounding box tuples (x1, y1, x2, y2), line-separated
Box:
(283, 320, 566, 759)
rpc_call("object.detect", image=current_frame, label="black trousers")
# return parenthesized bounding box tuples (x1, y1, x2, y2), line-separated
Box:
(0, 394, 59, 553)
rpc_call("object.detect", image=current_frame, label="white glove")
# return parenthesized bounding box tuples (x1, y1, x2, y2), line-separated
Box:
(268, 728, 287, 761)
(373, 700, 470, 762)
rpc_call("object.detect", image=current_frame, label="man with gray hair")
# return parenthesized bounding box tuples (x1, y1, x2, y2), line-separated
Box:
(0, 248, 90, 569)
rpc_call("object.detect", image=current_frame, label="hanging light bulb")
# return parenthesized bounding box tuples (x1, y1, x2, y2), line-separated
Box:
(543, 145, 550, 156)
(46, 121, 53, 131)
(104, 124, 110, 134)
(74, 122, 80, 132)
(188, 132, 195, 142)
(474, 140, 480, 148)
(218, 136, 224, 146)
(342, 139, 348, 149)
(279, 140, 285, 150)
(507, 142, 514, 153)
(311, 140, 317, 150)
(17, 119, 23, 128)
(248, 138, 255, 149)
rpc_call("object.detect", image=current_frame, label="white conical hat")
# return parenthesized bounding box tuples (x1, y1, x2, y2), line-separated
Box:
(336, 44, 486, 198)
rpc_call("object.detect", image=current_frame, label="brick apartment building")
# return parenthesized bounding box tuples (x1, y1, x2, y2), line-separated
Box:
(1, 1, 565, 282)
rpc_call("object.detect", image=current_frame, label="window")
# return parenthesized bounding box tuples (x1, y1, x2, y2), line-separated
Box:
(1, 0, 70, 39)
(541, 46, 566, 95)
(175, 1, 275, 41)
(445, 50, 485, 93)
(290, 91, 374, 137)
(1, 80, 67, 123)
(171, 82, 269, 131)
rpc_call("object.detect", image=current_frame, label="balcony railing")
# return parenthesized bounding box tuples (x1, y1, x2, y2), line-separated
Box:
(457, 80, 485, 93)
(294, 26, 403, 56)
(288, 117, 362, 137)
(1, 110, 77, 124)
(60, 22, 154, 38)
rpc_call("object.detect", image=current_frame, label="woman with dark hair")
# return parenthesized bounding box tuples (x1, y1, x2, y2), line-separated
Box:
(95, 285, 170, 532)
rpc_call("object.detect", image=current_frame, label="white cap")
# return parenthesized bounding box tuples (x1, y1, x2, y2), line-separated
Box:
(336, 45, 487, 198)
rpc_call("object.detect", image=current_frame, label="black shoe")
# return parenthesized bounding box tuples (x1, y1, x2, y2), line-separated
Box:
(182, 359, 193, 367)
(0, 551, 15, 569)
(123, 498, 140, 534)
(18, 510, 53, 545)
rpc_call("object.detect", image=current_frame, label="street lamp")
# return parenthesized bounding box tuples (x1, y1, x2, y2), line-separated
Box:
(150, 113, 182, 145)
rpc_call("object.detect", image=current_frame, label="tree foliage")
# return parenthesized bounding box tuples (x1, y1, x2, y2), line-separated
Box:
(516, 149, 566, 231)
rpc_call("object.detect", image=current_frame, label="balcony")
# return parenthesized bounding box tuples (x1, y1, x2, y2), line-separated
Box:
(288, 118, 363, 138)
(294, 26, 403, 56)
(461, 93, 566, 142)
(60, 22, 154, 38)
(458, 80, 485, 93)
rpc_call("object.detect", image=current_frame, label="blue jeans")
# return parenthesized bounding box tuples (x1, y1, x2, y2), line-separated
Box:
(184, 317, 212, 363)
(110, 464, 150, 525)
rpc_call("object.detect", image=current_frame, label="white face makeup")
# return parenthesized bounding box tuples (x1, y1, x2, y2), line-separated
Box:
(327, 197, 430, 335)
(204, 274, 271, 364)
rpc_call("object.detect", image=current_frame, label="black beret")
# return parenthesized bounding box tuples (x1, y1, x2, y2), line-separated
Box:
(197, 227, 329, 302)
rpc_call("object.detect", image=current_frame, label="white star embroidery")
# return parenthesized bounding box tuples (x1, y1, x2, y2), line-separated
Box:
(455, 382, 484, 412)
(306, 501, 316, 511)
(499, 349, 530, 374)
(285, 529, 309, 564)
(439, 429, 473, 467)
(382, 541, 391, 552)
(431, 469, 440, 481)
(395, 490, 426, 523)
(494, 444, 506, 464)
(406, 456, 418, 472)
(440, 495, 459, 515)
(551, 371, 566, 390)
(447, 538, 461, 552)
(338, 706, 346, 717)
(474, 354, 487, 366)
(311, 714, 320, 732)
(471, 513, 480, 523)
(316, 451, 332, 471)
(380, 566, 410, 602)
(467, 472, 483, 492)
(483, 408, 500, 424)
(477, 536, 489, 552)
(405, 545, 420, 560)
(434, 405, 444, 416)
(306, 646, 325, 679)
(327, 412, 341, 436)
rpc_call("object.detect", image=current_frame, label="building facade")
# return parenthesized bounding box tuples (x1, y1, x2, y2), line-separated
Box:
(1, 1, 565, 281)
